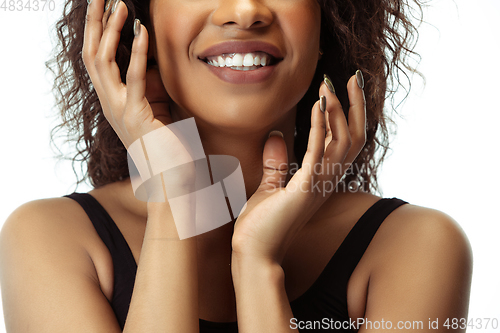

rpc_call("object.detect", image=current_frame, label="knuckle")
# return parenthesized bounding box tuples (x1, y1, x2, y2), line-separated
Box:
(93, 55, 107, 70)
(84, 12, 92, 23)
(126, 71, 142, 83)
(340, 135, 352, 151)
(319, 120, 326, 132)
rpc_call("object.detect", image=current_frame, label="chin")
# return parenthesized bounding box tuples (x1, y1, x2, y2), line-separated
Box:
(170, 91, 294, 133)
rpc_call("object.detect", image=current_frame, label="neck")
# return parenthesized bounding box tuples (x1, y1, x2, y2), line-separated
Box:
(118, 106, 299, 222)
(192, 114, 298, 199)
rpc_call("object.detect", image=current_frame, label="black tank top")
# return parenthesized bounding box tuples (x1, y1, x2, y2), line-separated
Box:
(64, 192, 407, 332)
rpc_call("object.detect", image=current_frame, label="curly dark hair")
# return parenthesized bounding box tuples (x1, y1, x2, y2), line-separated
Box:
(46, 0, 423, 193)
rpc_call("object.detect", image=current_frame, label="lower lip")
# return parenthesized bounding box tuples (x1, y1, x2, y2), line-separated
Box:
(203, 61, 277, 84)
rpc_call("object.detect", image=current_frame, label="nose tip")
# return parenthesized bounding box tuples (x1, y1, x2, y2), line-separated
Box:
(212, 0, 273, 30)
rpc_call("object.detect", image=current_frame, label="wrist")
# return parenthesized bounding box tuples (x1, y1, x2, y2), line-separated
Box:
(147, 200, 172, 213)
(231, 253, 284, 288)
(145, 201, 182, 239)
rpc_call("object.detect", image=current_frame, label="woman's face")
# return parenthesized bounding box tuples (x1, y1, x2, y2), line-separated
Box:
(148, 0, 321, 133)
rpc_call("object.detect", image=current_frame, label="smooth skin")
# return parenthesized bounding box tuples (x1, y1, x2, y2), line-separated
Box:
(0, 0, 472, 331)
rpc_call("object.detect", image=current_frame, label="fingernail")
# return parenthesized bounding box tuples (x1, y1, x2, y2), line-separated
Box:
(111, 0, 120, 14)
(133, 19, 141, 37)
(323, 74, 335, 94)
(356, 70, 364, 90)
(268, 130, 284, 138)
(319, 96, 326, 113)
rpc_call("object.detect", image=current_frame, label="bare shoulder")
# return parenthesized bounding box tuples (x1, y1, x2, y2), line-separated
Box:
(0, 197, 120, 332)
(0, 197, 103, 288)
(373, 203, 472, 265)
(1, 197, 91, 250)
(0, 196, 112, 292)
(356, 203, 473, 331)
(0, 197, 102, 260)
(365, 202, 473, 286)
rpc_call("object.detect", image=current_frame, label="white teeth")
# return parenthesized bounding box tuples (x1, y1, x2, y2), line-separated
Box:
(232, 54, 243, 66)
(243, 54, 254, 66)
(205, 52, 273, 69)
(253, 55, 260, 66)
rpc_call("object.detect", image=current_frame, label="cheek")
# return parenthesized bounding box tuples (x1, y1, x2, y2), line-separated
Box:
(279, 0, 321, 65)
(277, 0, 321, 101)
(150, 4, 205, 100)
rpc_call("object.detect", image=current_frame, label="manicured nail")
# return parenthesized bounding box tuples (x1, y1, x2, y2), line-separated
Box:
(268, 130, 284, 138)
(323, 74, 335, 94)
(319, 96, 326, 113)
(111, 0, 120, 14)
(356, 70, 364, 89)
(133, 19, 141, 37)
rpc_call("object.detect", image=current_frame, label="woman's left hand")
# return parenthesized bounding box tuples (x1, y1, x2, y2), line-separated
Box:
(232, 73, 367, 265)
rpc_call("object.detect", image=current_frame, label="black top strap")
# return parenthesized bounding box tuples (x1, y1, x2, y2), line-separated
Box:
(65, 193, 137, 329)
(332, 197, 408, 282)
(290, 197, 408, 328)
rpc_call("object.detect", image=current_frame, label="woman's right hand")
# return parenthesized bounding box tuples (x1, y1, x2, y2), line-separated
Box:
(82, 0, 171, 149)
(83, 0, 201, 204)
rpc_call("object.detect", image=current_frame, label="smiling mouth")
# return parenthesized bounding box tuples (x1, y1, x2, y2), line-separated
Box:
(200, 52, 281, 71)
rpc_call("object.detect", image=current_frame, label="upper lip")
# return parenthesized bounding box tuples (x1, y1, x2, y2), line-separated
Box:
(197, 41, 284, 60)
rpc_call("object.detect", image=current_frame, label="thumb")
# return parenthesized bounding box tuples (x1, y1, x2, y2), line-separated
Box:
(259, 131, 289, 192)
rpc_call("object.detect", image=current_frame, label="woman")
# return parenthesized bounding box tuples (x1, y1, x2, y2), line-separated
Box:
(0, 0, 472, 331)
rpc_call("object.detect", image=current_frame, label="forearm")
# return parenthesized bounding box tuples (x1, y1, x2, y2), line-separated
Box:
(123, 202, 199, 333)
(231, 255, 295, 333)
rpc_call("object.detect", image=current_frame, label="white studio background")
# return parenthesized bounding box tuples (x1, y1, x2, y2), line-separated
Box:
(0, 0, 499, 331)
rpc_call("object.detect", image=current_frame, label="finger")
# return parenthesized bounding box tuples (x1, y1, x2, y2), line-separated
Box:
(301, 98, 326, 176)
(94, 0, 128, 101)
(126, 21, 148, 106)
(343, 71, 367, 165)
(319, 79, 339, 149)
(321, 83, 351, 169)
(258, 131, 289, 192)
(102, 0, 114, 29)
(82, 0, 105, 93)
